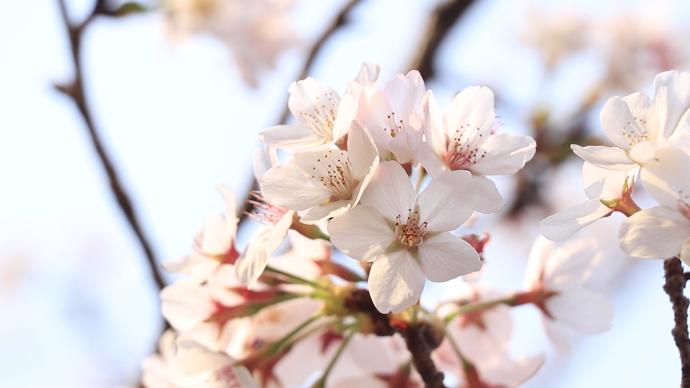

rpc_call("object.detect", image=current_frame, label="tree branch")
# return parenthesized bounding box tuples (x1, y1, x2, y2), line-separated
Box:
(663, 257, 690, 388)
(55, 0, 166, 292)
(402, 324, 447, 388)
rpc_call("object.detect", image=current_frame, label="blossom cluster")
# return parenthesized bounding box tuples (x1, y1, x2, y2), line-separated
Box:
(139, 62, 619, 388)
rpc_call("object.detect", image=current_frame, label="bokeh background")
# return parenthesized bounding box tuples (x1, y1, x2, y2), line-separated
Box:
(2, 0, 690, 386)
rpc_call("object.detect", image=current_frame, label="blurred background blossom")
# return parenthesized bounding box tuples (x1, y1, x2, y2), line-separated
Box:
(2, 0, 690, 387)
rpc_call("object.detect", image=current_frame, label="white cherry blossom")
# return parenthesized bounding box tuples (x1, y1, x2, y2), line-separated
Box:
(261, 121, 379, 224)
(357, 71, 426, 164)
(540, 162, 639, 241)
(619, 147, 690, 263)
(328, 161, 482, 313)
(524, 236, 614, 353)
(418, 88, 535, 213)
(572, 70, 690, 170)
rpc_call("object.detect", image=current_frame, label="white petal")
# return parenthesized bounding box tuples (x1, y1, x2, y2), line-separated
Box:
(381, 71, 426, 120)
(416, 170, 474, 231)
(629, 138, 674, 164)
(469, 133, 536, 176)
(582, 161, 637, 200)
(681, 238, 690, 267)
(357, 91, 395, 152)
(176, 337, 232, 374)
(360, 161, 416, 221)
(347, 121, 380, 180)
(421, 90, 446, 155)
(160, 281, 214, 331)
(417, 141, 449, 179)
(332, 91, 357, 142)
(328, 205, 396, 262)
(600, 96, 645, 149)
(259, 124, 327, 150)
(648, 70, 690, 139)
(417, 233, 482, 282)
(261, 163, 331, 210)
(542, 317, 573, 354)
(543, 238, 602, 290)
(388, 128, 415, 164)
(252, 146, 278, 184)
(468, 175, 505, 214)
(368, 249, 425, 314)
(570, 145, 637, 170)
(640, 147, 690, 208)
(217, 185, 238, 227)
(352, 61, 381, 87)
(622, 92, 651, 124)
(201, 213, 234, 256)
(619, 206, 690, 258)
(300, 200, 350, 224)
(235, 228, 272, 289)
(267, 210, 293, 255)
(539, 200, 613, 242)
(162, 253, 218, 280)
(545, 289, 614, 334)
(524, 236, 554, 289)
(445, 86, 495, 141)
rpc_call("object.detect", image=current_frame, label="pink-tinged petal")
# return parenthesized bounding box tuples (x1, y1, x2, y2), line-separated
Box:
(207, 265, 244, 306)
(545, 289, 614, 334)
(619, 206, 690, 258)
(640, 147, 690, 208)
(217, 185, 238, 226)
(261, 163, 331, 210)
(648, 70, 690, 139)
(160, 281, 214, 331)
(201, 213, 234, 255)
(542, 317, 573, 354)
(445, 86, 495, 140)
(233, 366, 262, 388)
(468, 175, 505, 214)
(162, 253, 219, 280)
(267, 210, 293, 254)
(330, 377, 387, 388)
(259, 123, 327, 150)
(347, 121, 380, 180)
(328, 206, 396, 262)
(570, 145, 637, 170)
(681, 238, 690, 267)
(300, 200, 350, 224)
(599, 96, 644, 149)
(582, 162, 637, 200)
(252, 146, 278, 184)
(347, 334, 410, 374)
(450, 303, 512, 361)
(539, 200, 613, 242)
(422, 90, 446, 154)
(332, 91, 357, 142)
(360, 161, 416, 220)
(352, 61, 381, 88)
(482, 353, 545, 387)
(381, 71, 426, 120)
(469, 133, 536, 176)
(416, 170, 474, 231)
(388, 128, 415, 163)
(418, 233, 482, 282)
(288, 77, 340, 121)
(543, 239, 602, 290)
(251, 298, 322, 342)
(417, 141, 449, 179)
(236, 228, 272, 289)
(357, 91, 395, 150)
(176, 337, 232, 374)
(368, 249, 425, 313)
(524, 236, 554, 289)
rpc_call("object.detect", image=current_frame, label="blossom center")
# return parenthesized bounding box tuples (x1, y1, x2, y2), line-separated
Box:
(310, 150, 355, 200)
(248, 192, 290, 226)
(299, 92, 339, 141)
(621, 117, 649, 146)
(382, 111, 405, 138)
(444, 124, 487, 171)
(395, 208, 427, 248)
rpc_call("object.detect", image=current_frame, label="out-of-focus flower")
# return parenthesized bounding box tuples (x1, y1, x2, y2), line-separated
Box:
(357, 71, 426, 165)
(163, 0, 297, 88)
(572, 70, 690, 170)
(328, 161, 482, 313)
(163, 185, 239, 283)
(261, 121, 379, 224)
(418, 87, 535, 213)
(260, 62, 381, 150)
(524, 237, 614, 353)
(540, 162, 639, 241)
(619, 147, 690, 263)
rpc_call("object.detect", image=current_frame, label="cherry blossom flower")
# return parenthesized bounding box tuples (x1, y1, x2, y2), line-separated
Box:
(540, 162, 639, 241)
(163, 185, 239, 282)
(619, 147, 690, 263)
(261, 121, 379, 224)
(357, 71, 426, 165)
(572, 70, 690, 170)
(163, 0, 296, 88)
(328, 161, 482, 313)
(260, 62, 381, 150)
(417, 88, 535, 213)
(524, 236, 614, 353)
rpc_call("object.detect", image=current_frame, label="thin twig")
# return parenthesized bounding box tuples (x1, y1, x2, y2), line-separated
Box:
(663, 257, 690, 388)
(55, 0, 166, 292)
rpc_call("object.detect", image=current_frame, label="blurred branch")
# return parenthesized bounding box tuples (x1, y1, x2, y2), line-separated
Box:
(409, 0, 477, 79)
(238, 0, 365, 227)
(402, 324, 447, 388)
(55, 0, 166, 292)
(663, 257, 690, 388)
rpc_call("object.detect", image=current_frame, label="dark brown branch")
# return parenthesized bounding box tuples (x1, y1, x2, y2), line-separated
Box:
(409, 0, 477, 79)
(664, 257, 690, 388)
(402, 324, 447, 388)
(55, 0, 166, 292)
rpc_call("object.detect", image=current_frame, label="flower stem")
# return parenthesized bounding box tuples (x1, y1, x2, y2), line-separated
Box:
(272, 313, 323, 351)
(663, 257, 690, 388)
(312, 330, 355, 388)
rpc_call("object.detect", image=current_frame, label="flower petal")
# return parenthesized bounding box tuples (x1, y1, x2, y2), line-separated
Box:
(469, 133, 536, 176)
(681, 238, 690, 267)
(235, 228, 272, 289)
(542, 317, 572, 354)
(445, 86, 495, 141)
(539, 200, 613, 242)
(570, 145, 637, 170)
(647, 70, 690, 139)
(619, 206, 690, 258)
(328, 206, 396, 262)
(468, 175, 505, 215)
(347, 121, 380, 180)
(524, 236, 554, 289)
(259, 124, 327, 150)
(300, 200, 350, 224)
(368, 249, 425, 314)
(416, 170, 475, 231)
(253, 146, 279, 184)
(545, 289, 614, 334)
(201, 213, 234, 255)
(417, 141, 449, 179)
(353, 61, 381, 87)
(639, 147, 690, 208)
(261, 163, 331, 211)
(360, 161, 416, 221)
(543, 238, 602, 290)
(417, 233, 482, 282)
(600, 96, 645, 149)
(422, 90, 446, 155)
(582, 161, 637, 200)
